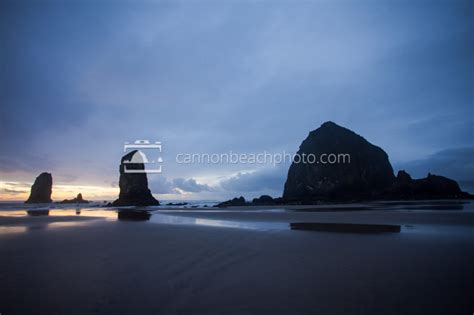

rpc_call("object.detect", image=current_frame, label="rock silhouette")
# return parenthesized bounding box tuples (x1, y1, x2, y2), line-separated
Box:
(282, 121, 471, 203)
(251, 195, 275, 205)
(112, 150, 159, 206)
(216, 195, 287, 207)
(388, 171, 466, 199)
(216, 196, 246, 207)
(58, 193, 89, 204)
(283, 121, 395, 202)
(25, 172, 53, 203)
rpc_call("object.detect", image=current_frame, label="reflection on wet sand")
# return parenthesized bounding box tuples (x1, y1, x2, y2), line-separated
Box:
(0, 209, 119, 219)
(150, 214, 288, 231)
(117, 210, 151, 221)
(0, 201, 472, 237)
(47, 221, 97, 230)
(0, 226, 28, 235)
(27, 209, 50, 216)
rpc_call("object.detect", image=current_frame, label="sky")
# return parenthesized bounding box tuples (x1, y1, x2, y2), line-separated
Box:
(0, 0, 473, 201)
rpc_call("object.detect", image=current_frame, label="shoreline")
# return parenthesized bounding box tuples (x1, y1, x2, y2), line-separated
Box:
(1, 203, 473, 314)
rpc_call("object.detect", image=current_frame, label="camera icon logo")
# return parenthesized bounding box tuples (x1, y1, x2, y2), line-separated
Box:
(123, 140, 163, 174)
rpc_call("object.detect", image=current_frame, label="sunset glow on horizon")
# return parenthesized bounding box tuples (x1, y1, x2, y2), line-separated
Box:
(0, 181, 119, 202)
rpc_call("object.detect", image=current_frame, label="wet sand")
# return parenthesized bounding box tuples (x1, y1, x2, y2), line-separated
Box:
(0, 204, 473, 314)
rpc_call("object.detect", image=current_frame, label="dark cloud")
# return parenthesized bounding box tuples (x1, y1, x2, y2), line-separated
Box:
(394, 147, 474, 181)
(0, 156, 53, 175)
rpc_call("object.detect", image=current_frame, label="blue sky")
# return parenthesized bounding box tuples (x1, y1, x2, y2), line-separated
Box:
(0, 0, 473, 200)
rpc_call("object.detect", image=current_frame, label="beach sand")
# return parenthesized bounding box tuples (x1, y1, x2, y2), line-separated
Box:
(0, 203, 473, 314)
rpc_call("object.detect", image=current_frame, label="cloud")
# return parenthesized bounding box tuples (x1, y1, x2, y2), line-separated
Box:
(56, 174, 79, 183)
(4, 182, 31, 188)
(219, 165, 288, 197)
(148, 176, 178, 194)
(172, 178, 214, 193)
(148, 176, 213, 194)
(1, 188, 28, 194)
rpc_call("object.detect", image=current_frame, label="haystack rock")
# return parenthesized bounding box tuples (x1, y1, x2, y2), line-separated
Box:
(283, 121, 395, 202)
(283, 121, 471, 202)
(112, 150, 159, 206)
(25, 172, 53, 203)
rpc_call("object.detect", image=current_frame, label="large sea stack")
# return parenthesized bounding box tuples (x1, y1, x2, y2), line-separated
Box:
(112, 150, 160, 206)
(25, 172, 53, 203)
(283, 121, 470, 202)
(283, 121, 395, 202)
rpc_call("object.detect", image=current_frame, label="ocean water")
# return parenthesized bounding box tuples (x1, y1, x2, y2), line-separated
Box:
(0, 199, 219, 211)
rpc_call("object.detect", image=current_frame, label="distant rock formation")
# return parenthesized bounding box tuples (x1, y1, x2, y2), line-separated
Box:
(25, 172, 53, 203)
(166, 202, 188, 206)
(112, 150, 160, 206)
(252, 195, 275, 205)
(58, 193, 89, 204)
(282, 121, 471, 202)
(251, 195, 284, 205)
(216, 196, 246, 207)
(388, 171, 466, 199)
(216, 195, 286, 207)
(283, 121, 395, 202)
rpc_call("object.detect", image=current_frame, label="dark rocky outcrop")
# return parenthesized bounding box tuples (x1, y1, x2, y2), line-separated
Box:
(58, 193, 89, 204)
(215, 195, 286, 207)
(112, 150, 160, 206)
(25, 172, 53, 203)
(387, 171, 467, 199)
(283, 121, 395, 202)
(251, 195, 276, 205)
(282, 122, 472, 202)
(166, 202, 188, 206)
(215, 196, 246, 207)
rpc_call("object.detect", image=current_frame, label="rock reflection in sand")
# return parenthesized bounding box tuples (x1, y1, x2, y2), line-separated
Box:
(149, 213, 288, 231)
(27, 209, 50, 216)
(117, 210, 151, 221)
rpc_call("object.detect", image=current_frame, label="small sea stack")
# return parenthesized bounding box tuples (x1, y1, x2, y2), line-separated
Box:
(58, 193, 89, 204)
